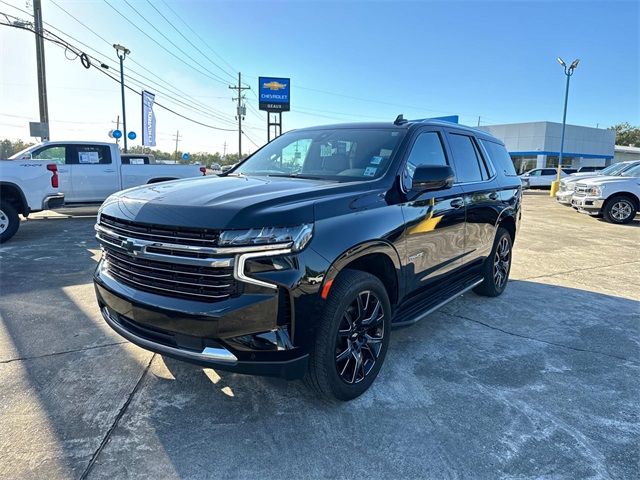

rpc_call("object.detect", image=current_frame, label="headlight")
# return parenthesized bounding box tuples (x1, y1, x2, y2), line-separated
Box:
(219, 223, 313, 252)
(589, 186, 603, 196)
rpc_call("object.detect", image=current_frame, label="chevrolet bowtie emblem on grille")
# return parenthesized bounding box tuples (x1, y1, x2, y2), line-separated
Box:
(121, 238, 144, 255)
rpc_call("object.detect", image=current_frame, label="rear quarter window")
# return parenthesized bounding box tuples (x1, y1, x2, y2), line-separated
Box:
(480, 140, 517, 177)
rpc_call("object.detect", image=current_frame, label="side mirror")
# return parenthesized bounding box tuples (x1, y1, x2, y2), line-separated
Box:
(412, 165, 455, 192)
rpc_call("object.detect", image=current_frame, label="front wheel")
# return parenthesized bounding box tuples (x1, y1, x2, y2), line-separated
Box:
(0, 201, 20, 243)
(305, 270, 391, 401)
(603, 196, 637, 224)
(474, 227, 513, 297)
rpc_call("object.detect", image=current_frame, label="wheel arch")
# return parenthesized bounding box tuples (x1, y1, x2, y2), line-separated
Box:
(321, 241, 403, 307)
(606, 192, 640, 210)
(0, 182, 28, 215)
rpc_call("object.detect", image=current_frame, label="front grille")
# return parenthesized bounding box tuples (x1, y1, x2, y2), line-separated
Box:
(100, 214, 220, 247)
(573, 184, 589, 196)
(98, 215, 238, 302)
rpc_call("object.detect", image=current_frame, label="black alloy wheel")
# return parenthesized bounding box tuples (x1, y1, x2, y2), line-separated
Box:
(335, 290, 385, 385)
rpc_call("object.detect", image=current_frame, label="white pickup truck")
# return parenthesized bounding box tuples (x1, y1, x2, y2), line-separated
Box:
(9, 141, 206, 204)
(0, 158, 64, 242)
(571, 163, 640, 224)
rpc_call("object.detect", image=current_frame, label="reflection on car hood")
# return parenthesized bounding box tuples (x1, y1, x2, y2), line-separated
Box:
(99, 174, 371, 230)
(577, 175, 637, 186)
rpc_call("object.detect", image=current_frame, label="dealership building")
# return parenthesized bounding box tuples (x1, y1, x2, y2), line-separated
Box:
(478, 121, 617, 174)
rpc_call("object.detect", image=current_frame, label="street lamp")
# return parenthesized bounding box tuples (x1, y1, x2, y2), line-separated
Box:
(550, 57, 580, 196)
(113, 44, 130, 153)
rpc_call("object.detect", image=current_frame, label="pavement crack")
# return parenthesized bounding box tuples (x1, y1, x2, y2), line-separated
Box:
(79, 353, 156, 480)
(443, 312, 638, 364)
(0, 341, 129, 364)
(518, 260, 640, 281)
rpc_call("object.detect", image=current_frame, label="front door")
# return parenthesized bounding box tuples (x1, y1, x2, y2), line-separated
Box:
(400, 129, 466, 293)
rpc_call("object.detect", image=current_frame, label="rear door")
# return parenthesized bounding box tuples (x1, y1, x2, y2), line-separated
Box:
(67, 144, 120, 203)
(444, 131, 501, 268)
(400, 128, 466, 293)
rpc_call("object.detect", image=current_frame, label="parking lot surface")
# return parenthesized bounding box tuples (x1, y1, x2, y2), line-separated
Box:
(1, 193, 638, 479)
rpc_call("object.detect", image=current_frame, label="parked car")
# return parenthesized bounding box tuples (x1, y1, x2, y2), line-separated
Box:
(571, 163, 640, 224)
(577, 166, 605, 173)
(556, 161, 640, 205)
(93, 118, 522, 400)
(519, 167, 572, 188)
(0, 155, 64, 242)
(9, 141, 206, 204)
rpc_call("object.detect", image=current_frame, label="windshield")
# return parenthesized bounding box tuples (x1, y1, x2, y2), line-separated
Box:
(600, 162, 632, 176)
(620, 164, 640, 177)
(234, 128, 405, 181)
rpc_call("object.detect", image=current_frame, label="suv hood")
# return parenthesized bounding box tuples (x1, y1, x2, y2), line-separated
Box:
(99, 174, 370, 229)
(577, 175, 638, 186)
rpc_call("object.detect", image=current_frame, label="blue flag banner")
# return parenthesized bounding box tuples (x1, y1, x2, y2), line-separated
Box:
(142, 90, 156, 146)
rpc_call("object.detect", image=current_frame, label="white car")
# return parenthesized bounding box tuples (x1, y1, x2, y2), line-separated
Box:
(556, 160, 640, 205)
(9, 141, 206, 204)
(0, 157, 65, 242)
(520, 168, 572, 188)
(571, 163, 640, 224)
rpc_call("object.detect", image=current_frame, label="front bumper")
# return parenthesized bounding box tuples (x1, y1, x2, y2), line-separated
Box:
(94, 261, 311, 379)
(555, 190, 574, 205)
(571, 195, 605, 215)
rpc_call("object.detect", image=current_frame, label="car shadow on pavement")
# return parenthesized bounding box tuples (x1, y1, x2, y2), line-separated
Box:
(84, 279, 639, 479)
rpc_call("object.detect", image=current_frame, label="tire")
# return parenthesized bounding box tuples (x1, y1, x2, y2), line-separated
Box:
(603, 196, 637, 224)
(473, 227, 513, 297)
(305, 269, 391, 401)
(0, 201, 20, 244)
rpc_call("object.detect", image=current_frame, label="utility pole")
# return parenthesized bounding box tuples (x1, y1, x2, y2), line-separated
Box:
(173, 130, 182, 161)
(33, 0, 49, 140)
(222, 141, 227, 158)
(477, 116, 481, 127)
(229, 72, 250, 158)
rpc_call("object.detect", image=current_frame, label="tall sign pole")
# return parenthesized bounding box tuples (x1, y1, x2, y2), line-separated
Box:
(229, 72, 250, 158)
(113, 44, 130, 152)
(258, 76, 290, 143)
(33, 0, 49, 141)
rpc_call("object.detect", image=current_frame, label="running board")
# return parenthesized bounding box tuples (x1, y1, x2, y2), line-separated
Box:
(392, 278, 483, 328)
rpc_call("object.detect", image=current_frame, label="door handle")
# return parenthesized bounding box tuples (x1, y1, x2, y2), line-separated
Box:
(103, 169, 116, 173)
(450, 198, 464, 209)
(489, 192, 498, 200)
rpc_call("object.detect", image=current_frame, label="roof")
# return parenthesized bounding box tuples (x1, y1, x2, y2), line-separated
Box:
(294, 119, 500, 142)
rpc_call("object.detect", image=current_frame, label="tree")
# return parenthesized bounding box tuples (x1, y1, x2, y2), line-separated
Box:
(0, 139, 36, 158)
(609, 123, 640, 147)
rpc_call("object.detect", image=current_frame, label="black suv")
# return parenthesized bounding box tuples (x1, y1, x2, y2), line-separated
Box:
(94, 118, 521, 400)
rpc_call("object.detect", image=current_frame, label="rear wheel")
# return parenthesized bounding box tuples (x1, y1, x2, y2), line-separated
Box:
(473, 227, 512, 297)
(603, 196, 637, 224)
(305, 270, 391, 401)
(0, 201, 20, 243)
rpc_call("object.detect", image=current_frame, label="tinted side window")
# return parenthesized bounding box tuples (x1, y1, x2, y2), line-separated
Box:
(529, 169, 541, 176)
(542, 169, 556, 176)
(447, 133, 484, 183)
(402, 131, 448, 191)
(69, 145, 112, 165)
(480, 140, 517, 177)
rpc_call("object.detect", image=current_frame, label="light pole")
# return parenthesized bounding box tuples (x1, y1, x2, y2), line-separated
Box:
(114, 44, 130, 153)
(550, 57, 580, 197)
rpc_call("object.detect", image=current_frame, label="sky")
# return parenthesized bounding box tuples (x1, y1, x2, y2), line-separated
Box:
(0, 0, 638, 155)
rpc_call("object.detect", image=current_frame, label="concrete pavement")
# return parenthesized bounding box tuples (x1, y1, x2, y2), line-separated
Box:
(0, 194, 638, 479)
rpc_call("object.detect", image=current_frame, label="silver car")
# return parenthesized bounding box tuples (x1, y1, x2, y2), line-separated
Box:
(556, 160, 640, 205)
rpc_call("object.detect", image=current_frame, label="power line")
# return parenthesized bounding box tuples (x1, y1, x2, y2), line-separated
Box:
(100, 0, 229, 86)
(143, 0, 236, 82)
(0, 16, 237, 132)
(158, 0, 238, 76)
